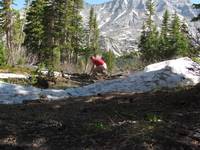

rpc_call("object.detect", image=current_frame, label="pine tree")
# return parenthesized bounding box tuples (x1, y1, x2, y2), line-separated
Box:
(88, 7, 94, 48)
(70, 0, 84, 63)
(12, 10, 25, 64)
(169, 13, 189, 56)
(161, 10, 170, 39)
(42, 0, 58, 69)
(139, 0, 159, 63)
(24, 0, 84, 69)
(146, 0, 155, 31)
(0, 0, 14, 64)
(159, 10, 172, 59)
(139, 23, 147, 50)
(24, 0, 46, 62)
(54, 0, 83, 64)
(92, 14, 99, 52)
(55, 0, 71, 63)
(88, 7, 99, 53)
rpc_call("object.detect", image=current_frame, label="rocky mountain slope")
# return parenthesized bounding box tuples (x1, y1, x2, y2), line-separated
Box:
(82, 0, 199, 55)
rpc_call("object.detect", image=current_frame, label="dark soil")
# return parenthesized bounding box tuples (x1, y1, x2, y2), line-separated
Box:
(0, 83, 200, 149)
(34, 73, 125, 89)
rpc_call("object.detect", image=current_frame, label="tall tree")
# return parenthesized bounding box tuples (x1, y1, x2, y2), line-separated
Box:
(88, 7, 99, 53)
(0, 0, 14, 64)
(169, 13, 189, 56)
(12, 10, 26, 64)
(42, 0, 59, 69)
(70, 0, 84, 63)
(88, 6, 94, 49)
(92, 14, 99, 52)
(159, 10, 172, 59)
(24, 0, 84, 69)
(161, 10, 170, 39)
(139, 0, 159, 63)
(146, 0, 155, 31)
(24, 0, 46, 62)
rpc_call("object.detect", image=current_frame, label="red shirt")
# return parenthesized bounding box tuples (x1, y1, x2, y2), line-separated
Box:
(91, 57, 105, 66)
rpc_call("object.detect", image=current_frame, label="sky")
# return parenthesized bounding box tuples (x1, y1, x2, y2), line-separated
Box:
(13, 0, 200, 9)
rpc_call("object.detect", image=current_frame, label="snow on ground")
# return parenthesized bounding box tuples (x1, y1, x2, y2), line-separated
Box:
(0, 73, 28, 79)
(0, 57, 200, 104)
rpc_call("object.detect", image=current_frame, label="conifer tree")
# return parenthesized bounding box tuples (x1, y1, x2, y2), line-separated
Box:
(42, 0, 58, 69)
(88, 7, 94, 48)
(54, 0, 83, 64)
(169, 13, 189, 56)
(55, 0, 71, 63)
(146, 0, 154, 31)
(12, 10, 26, 64)
(92, 14, 99, 52)
(139, 2, 192, 63)
(70, 0, 84, 63)
(24, 0, 84, 69)
(159, 10, 171, 59)
(139, 23, 147, 49)
(0, 0, 14, 64)
(88, 7, 99, 53)
(161, 10, 170, 39)
(139, 0, 159, 63)
(24, 0, 46, 62)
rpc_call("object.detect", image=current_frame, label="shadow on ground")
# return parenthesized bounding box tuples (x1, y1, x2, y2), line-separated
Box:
(0, 83, 200, 149)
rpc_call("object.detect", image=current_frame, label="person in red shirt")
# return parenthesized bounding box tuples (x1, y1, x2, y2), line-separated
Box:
(90, 54, 107, 75)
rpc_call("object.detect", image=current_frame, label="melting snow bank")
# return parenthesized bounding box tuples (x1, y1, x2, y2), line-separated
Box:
(1, 57, 200, 104)
(0, 73, 28, 79)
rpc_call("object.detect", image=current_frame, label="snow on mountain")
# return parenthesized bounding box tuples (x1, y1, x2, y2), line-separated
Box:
(1, 57, 200, 104)
(82, 0, 199, 55)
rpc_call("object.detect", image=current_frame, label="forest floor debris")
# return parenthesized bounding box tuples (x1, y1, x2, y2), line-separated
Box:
(0, 83, 200, 149)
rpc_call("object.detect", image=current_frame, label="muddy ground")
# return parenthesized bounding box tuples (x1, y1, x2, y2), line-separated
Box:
(0, 83, 200, 149)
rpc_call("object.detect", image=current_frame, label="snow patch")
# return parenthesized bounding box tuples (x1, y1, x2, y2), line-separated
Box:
(0, 73, 28, 79)
(0, 57, 200, 104)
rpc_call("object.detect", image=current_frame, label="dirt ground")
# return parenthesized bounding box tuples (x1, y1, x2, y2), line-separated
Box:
(0, 83, 200, 150)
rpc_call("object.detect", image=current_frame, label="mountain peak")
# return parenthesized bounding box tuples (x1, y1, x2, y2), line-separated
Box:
(83, 0, 197, 55)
